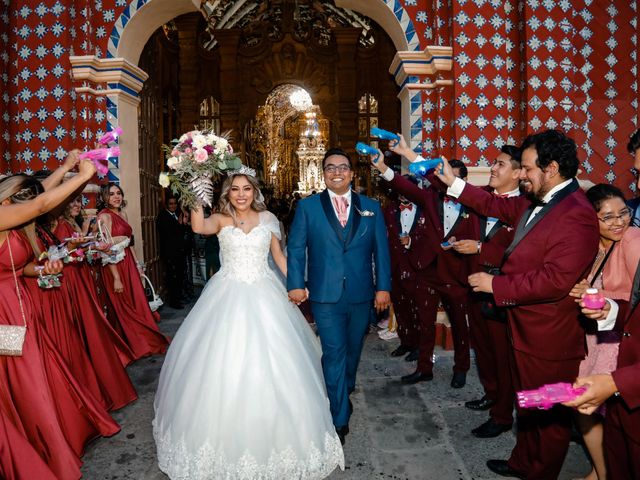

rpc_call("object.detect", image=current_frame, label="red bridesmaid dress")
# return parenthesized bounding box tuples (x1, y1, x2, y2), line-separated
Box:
(23, 229, 107, 408)
(54, 219, 138, 410)
(0, 409, 57, 480)
(0, 231, 119, 480)
(98, 209, 169, 359)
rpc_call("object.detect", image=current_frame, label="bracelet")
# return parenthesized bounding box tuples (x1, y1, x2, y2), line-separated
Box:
(476, 241, 481, 253)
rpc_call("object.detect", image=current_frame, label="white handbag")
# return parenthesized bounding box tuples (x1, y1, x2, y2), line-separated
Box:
(142, 274, 163, 312)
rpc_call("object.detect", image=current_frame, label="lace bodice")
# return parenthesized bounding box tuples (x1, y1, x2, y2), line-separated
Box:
(216, 211, 281, 284)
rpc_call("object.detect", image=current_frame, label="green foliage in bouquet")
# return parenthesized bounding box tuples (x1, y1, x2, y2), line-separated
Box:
(158, 129, 242, 208)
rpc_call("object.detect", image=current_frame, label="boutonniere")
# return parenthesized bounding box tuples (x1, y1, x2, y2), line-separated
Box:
(355, 206, 375, 217)
(504, 225, 514, 232)
(418, 217, 425, 225)
(461, 212, 469, 219)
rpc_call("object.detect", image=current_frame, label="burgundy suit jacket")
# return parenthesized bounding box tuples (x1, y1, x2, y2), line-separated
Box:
(609, 293, 640, 442)
(383, 201, 432, 280)
(387, 175, 479, 287)
(474, 186, 518, 273)
(458, 179, 599, 360)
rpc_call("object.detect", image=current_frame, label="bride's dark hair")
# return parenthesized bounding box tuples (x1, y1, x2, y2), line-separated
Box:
(218, 174, 266, 221)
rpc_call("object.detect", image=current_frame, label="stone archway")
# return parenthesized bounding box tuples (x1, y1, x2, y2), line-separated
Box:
(89, 0, 409, 261)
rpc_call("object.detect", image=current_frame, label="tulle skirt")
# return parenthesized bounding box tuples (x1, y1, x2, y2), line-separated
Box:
(153, 271, 344, 480)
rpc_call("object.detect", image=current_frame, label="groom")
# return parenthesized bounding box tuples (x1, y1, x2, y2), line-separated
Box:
(287, 148, 391, 444)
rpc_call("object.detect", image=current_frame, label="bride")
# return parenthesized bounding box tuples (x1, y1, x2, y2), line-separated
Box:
(153, 169, 344, 479)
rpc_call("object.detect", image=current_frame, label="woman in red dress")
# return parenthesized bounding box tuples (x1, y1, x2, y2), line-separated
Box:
(23, 220, 108, 407)
(97, 182, 169, 359)
(50, 198, 138, 410)
(0, 164, 120, 480)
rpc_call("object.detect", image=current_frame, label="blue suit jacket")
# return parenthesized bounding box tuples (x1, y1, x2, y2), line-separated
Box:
(287, 190, 391, 303)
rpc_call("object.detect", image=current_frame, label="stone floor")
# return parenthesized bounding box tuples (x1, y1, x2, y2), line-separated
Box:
(81, 302, 591, 479)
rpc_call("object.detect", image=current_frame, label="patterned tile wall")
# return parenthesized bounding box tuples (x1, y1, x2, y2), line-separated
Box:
(1, 0, 639, 194)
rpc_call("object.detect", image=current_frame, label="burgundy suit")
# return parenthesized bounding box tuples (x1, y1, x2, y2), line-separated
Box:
(387, 175, 478, 374)
(468, 187, 517, 426)
(384, 201, 439, 356)
(457, 179, 599, 479)
(604, 281, 640, 479)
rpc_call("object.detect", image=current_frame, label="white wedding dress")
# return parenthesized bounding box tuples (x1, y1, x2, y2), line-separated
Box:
(153, 211, 344, 480)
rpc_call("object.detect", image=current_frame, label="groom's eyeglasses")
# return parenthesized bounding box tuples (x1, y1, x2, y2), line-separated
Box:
(324, 164, 351, 174)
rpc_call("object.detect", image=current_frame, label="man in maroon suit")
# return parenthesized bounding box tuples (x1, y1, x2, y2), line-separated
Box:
(374, 147, 477, 389)
(450, 145, 522, 439)
(433, 130, 599, 479)
(383, 178, 439, 363)
(565, 264, 640, 479)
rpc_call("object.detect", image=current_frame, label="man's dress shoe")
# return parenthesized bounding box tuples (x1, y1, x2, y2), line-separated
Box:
(404, 350, 419, 362)
(336, 425, 349, 445)
(390, 345, 413, 357)
(401, 371, 433, 384)
(486, 459, 524, 478)
(450, 372, 466, 388)
(465, 396, 496, 411)
(471, 419, 512, 438)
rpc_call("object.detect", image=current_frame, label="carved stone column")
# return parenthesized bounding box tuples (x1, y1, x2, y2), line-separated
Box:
(175, 14, 201, 133)
(215, 29, 242, 154)
(333, 27, 361, 160)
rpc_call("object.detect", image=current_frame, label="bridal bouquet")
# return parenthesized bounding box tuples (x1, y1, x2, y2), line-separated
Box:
(159, 129, 242, 208)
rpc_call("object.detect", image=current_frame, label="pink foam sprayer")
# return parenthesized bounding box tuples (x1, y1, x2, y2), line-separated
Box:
(79, 146, 120, 176)
(97, 127, 123, 145)
(517, 382, 587, 410)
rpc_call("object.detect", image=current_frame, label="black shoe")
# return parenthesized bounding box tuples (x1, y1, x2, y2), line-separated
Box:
(336, 425, 349, 445)
(391, 345, 413, 357)
(465, 396, 496, 411)
(486, 459, 524, 478)
(404, 349, 419, 362)
(451, 372, 466, 388)
(401, 371, 433, 384)
(472, 419, 512, 438)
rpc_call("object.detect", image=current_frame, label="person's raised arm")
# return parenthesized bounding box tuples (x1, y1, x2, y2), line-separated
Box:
(389, 134, 419, 162)
(190, 205, 223, 235)
(0, 157, 96, 231)
(40, 149, 81, 190)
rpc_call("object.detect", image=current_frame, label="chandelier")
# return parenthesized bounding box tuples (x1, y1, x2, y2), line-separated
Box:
(289, 89, 312, 111)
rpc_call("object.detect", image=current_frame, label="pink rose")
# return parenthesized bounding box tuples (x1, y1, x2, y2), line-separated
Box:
(185, 148, 192, 154)
(194, 148, 208, 163)
(171, 149, 180, 156)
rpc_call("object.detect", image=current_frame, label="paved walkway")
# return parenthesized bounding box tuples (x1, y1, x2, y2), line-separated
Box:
(82, 304, 591, 479)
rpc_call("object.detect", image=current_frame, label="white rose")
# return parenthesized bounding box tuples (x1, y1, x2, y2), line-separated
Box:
(216, 138, 229, 151)
(206, 134, 218, 145)
(158, 172, 170, 188)
(167, 156, 181, 170)
(192, 134, 207, 149)
(179, 133, 189, 143)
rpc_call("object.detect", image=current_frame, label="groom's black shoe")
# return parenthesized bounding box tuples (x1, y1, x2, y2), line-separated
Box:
(401, 371, 433, 384)
(336, 425, 349, 445)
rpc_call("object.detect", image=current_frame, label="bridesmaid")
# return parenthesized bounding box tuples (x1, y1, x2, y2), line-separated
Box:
(52, 198, 138, 410)
(23, 216, 107, 407)
(0, 161, 120, 480)
(97, 182, 169, 359)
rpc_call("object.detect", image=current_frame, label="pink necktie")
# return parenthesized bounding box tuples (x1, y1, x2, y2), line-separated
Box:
(332, 196, 349, 227)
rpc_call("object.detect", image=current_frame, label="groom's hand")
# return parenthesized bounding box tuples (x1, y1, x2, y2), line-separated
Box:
(374, 291, 391, 313)
(288, 288, 307, 305)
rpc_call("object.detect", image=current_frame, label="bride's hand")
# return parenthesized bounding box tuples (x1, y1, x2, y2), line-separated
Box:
(288, 288, 307, 305)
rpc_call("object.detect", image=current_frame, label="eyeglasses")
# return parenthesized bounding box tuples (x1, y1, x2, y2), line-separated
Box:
(323, 164, 351, 174)
(598, 209, 631, 225)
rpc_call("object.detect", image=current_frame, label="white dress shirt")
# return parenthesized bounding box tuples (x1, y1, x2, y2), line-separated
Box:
(485, 187, 521, 236)
(399, 203, 417, 234)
